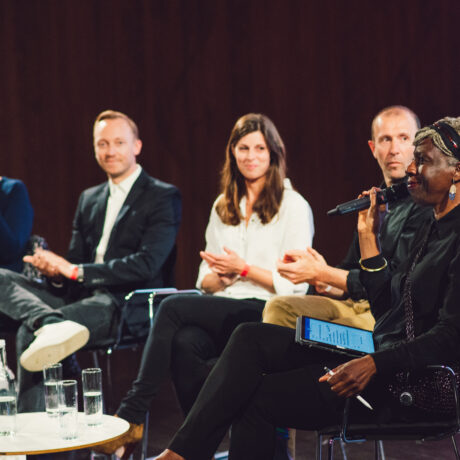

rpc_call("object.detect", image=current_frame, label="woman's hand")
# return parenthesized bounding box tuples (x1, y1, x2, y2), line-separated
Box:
(318, 355, 377, 398)
(357, 188, 384, 260)
(357, 187, 383, 237)
(200, 247, 246, 275)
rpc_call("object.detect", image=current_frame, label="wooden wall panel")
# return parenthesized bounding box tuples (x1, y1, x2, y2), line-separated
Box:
(0, 0, 458, 288)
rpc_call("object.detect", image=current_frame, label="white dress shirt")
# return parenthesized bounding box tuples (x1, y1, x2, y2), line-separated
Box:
(196, 179, 314, 301)
(94, 165, 142, 263)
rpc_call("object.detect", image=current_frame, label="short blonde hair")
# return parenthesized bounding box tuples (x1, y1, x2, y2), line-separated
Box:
(93, 110, 140, 139)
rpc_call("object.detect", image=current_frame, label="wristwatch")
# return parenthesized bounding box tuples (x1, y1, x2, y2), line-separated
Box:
(76, 265, 84, 283)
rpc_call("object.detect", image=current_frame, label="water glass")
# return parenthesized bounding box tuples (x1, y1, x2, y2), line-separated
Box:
(0, 393, 16, 437)
(43, 363, 62, 417)
(82, 368, 103, 426)
(58, 379, 78, 440)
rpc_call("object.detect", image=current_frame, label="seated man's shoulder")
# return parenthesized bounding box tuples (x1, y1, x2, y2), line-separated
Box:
(144, 174, 179, 193)
(79, 181, 107, 199)
(0, 177, 27, 194)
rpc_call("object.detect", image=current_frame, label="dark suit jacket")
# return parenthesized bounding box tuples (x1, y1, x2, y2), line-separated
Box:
(65, 169, 181, 303)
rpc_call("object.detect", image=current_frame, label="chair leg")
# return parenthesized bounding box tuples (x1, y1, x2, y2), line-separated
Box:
(327, 437, 334, 460)
(140, 410, 149, 460)
(316, 432, 323, 460)
(339, 439, 347, 460)
(452, 434, 460, 460)
(373, 440, 385, 460)
(106, 350, 114, 413)
(91, 350, 100, 368)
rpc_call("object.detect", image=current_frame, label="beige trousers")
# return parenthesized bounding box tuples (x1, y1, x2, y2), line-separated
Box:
(262, 294, 375, 332)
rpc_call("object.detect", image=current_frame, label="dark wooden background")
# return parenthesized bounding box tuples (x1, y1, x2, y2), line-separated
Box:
(0, 0, 459, 289)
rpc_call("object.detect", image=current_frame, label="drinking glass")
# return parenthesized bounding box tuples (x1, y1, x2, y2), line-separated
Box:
(58, 379, 78, 439)
(82, 368, 103, 426)
(43, 363, 62, 417)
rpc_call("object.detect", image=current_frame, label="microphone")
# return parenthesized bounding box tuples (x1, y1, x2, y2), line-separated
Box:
(327, 182, 409, 216)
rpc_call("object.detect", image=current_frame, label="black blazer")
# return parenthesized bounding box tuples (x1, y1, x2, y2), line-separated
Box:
(65, 169, 181, 302)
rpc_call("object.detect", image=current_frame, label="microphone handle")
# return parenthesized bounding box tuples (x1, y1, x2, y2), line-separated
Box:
(327, 191, 386, 216)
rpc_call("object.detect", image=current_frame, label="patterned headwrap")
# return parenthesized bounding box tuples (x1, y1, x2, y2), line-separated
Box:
(414, 117, 460, 160)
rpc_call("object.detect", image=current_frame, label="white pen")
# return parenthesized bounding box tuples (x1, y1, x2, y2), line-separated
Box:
(324, 366, 373, 410)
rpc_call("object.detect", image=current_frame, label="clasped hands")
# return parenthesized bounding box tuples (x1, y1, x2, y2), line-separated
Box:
(200, 246, 246, 286)
(23, 248, 76, 280)
(277, 247, 327, 286)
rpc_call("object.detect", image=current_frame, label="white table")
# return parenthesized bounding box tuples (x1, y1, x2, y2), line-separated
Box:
(0, 412, 129, 456)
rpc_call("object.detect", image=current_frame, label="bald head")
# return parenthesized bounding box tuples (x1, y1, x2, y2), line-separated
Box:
(371, 106, 420, 141)
(368, 106, 420, 186)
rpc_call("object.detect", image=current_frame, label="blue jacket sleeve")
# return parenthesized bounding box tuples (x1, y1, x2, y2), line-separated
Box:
(0, 179, 34, 266)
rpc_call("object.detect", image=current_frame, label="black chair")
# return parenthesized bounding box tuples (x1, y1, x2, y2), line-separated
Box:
(316, 365, 460, 460)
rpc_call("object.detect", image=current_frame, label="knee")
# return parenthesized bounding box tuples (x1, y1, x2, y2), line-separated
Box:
(156, 294, 182, 320)
(0, 268, 20, 286)
(262, 296, 297, 328)
(228, 322, 272, 348)
(172, 326, 205, 353)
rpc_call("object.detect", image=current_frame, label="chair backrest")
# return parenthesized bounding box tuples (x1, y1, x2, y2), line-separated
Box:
(115, 288, 202, 349)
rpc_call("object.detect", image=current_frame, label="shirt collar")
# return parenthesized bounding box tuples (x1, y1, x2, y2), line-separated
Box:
(433, 202, 460, 237)
(108, 165, 142, 197)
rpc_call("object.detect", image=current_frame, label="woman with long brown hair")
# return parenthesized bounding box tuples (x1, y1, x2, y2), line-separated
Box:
(97, 113, 314, 458)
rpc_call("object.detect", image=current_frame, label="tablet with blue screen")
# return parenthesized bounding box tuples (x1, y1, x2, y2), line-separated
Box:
(295, 316, 375, 356)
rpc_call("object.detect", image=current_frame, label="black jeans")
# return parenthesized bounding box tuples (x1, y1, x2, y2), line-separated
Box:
(168, 323, 386, 460)
(0, 268, 119, 412)
(116, 294, 265, 424)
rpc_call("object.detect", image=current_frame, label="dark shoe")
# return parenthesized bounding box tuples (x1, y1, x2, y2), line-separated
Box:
(93, 416, 143, 457)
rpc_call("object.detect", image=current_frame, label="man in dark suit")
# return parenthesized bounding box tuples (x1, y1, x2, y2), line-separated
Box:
(0, 110, 181, 411)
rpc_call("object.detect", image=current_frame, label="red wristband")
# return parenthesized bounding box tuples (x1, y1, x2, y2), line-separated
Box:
(240, 264, 250, 278)
(70, 265, 78, 281)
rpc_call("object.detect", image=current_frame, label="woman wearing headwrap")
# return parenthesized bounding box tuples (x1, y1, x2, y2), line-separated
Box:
(153, 117, 460, 460)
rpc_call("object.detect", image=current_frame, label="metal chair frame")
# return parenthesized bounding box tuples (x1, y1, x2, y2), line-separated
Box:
(316, 365, 460, 460)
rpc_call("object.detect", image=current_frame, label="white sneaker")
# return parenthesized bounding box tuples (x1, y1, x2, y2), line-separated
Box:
(20, 320, 90, 372)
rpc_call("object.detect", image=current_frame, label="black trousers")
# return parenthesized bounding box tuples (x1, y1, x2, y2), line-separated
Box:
(117, 294, 265, 424)
(168, 322, 389, 460)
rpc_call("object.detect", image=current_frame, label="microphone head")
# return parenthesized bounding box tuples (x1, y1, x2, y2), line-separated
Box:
(327, 207, 339, 216)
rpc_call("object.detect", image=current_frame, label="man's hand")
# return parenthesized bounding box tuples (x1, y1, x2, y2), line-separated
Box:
(23, 248, 75, 279)
(318, 355, 377, 398)
(200, 247, 246, 275)
(277, 247, 328, 284)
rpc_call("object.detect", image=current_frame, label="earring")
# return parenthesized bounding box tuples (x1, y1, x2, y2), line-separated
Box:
(449, 178, 457, 201)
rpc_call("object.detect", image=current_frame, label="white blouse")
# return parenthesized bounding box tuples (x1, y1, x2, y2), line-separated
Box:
(196, 179, 314, 301)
